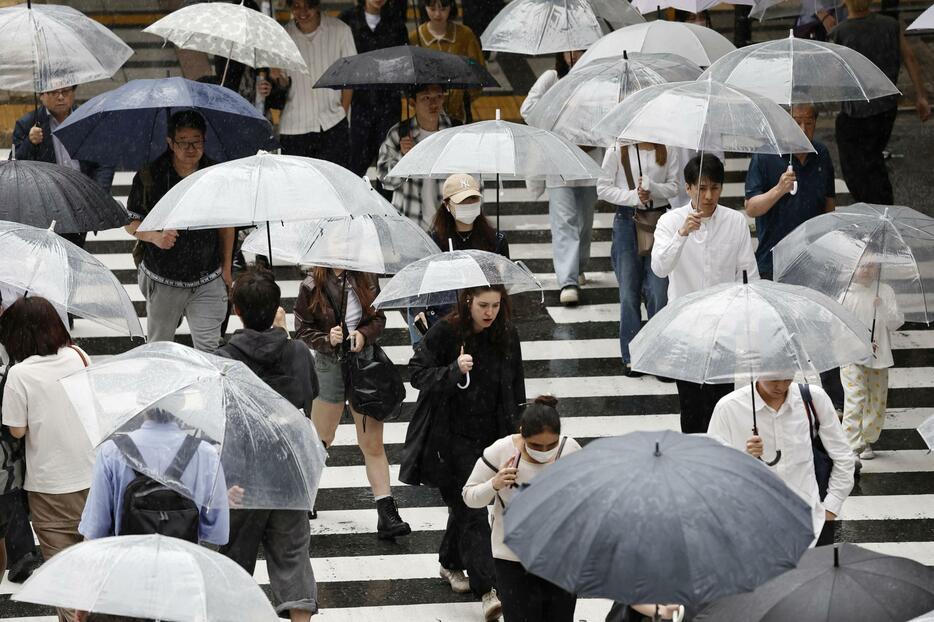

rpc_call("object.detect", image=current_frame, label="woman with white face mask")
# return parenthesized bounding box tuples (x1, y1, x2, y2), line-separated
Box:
(462, 395, 581, 622)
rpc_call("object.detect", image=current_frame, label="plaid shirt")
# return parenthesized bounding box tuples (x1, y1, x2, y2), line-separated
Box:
(377, 113, 454, 227)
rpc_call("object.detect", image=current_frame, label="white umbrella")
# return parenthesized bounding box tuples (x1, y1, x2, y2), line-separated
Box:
(144, 0, 308, 83)
(13, 534, 278, 621)
(0, 2, 133, 93)
(576, 21, 735, 69)
(630, 0, 723, 14)
(750, 0, 841, 20)
(918, 415, 934, 451)
(0, 220, 142, 338)
(480, 0, 644, 55)
(908, 5, 934, 31)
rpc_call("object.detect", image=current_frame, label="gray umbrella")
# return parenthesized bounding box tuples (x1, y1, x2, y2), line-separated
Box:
(0, 160, 128, 234)
(695, 544, 934, 622)
(502, 431, 814, 606)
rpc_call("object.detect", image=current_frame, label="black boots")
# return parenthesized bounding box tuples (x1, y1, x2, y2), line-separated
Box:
(376, 497, 411, 540)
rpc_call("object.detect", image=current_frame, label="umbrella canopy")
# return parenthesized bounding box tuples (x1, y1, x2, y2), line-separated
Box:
(576, 21, 735, 69)
(143, 1, 308, 74)
(591, 79, 816, 155)
(631, 0, 722, 14)
(503, 431, 814, 606)
(525, 52, 701, 146)
(772, 203, 934, 325)
(695, 544, 934, 622)
(629, 279, 871, 383)
(750, 0, 842, 20)
(0, 2, 133, 93)
(242, 215, 441, 274)
(0, 220, 142, 338)
(700, 31, 900, 104)
(0, 160, 129, 234)
(314, 45, 498, 90)
(920, 414, 934, 451)
(13, 534, 278, 621)
(372, 249, 543, 308)
(908, 5, 934, 31)
(480, 0, 644, 55)
(53, 77, 277, 171)
(59, 342, 328, 511)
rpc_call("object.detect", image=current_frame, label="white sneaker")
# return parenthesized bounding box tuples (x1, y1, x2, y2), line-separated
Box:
(859, 444, 876, 460)
(578, 273, 587, 286)
(439, 566, 471, 594)
(559, 286, 579, 306)
(482, 589, 502, 621)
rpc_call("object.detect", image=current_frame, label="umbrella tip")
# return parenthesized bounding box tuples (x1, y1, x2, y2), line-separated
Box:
(742, 270, 748, 285)
(654, 441, 661, 457)
(833, 545, 839, 567)
(48, 220, 57, 232)
(495, 109, 501, 121)
(623, 50, 628, 60)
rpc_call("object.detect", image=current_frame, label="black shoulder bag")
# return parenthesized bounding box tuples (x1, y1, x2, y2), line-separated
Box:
(799, 383, 834, 501)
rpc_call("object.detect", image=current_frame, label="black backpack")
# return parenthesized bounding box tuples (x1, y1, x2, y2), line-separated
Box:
(113, 434, 202, 543)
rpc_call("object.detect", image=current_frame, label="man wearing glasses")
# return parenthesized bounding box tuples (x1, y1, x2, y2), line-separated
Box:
(124, 110, 234, 352)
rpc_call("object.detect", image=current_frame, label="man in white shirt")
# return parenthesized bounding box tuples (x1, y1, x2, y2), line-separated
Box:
(651, 154, 759, 433)
(708, 379, 856, 545)
(273, 0, 356, 167)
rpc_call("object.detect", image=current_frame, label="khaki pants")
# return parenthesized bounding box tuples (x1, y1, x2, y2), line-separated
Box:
(841, 364, 889, 451)
(28, 489, 89, 622)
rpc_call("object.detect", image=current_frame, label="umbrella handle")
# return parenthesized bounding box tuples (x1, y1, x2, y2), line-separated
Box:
(672, 606, 685, 622)
(457, 371, 470, 390)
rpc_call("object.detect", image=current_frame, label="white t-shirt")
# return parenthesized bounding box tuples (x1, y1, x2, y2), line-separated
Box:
(364, 11, 381, 30)
(1, 346, 94, 494)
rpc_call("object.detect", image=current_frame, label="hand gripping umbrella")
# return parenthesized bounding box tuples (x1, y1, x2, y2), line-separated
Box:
(576, 21, 735, 69)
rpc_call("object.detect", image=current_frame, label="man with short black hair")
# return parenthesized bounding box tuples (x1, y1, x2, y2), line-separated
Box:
(652, 154, 759, 433)
(124, 110, 234, 352)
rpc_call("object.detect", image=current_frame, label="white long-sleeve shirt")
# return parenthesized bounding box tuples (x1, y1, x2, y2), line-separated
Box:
(597, 145, 680, 208)
(651, 204, 759, 301)
(840, 281, 904, 369)
(708, 383, 855, 542)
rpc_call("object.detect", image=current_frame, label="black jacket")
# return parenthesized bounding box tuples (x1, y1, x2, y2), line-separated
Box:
(216, 327, 319, 416)
(11, 107, 115, 191)
(339, 6, 407, 120)
(400, 319, 525, 488)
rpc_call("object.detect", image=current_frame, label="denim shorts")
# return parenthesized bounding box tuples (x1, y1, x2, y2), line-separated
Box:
(314, 346, 374, 405)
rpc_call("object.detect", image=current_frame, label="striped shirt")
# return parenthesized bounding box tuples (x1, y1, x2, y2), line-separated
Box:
(280, 17, 357, 135)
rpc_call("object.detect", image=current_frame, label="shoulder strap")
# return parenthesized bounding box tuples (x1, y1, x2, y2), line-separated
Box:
(799, 383, 819, 438)
(619, 146, 636, 191)
(164, 435, 201, 481)
(480, 453, 498, 472)
(113, 434, 145, 469)
(68, 345, 89, 367)
(555, 436, 569, 459)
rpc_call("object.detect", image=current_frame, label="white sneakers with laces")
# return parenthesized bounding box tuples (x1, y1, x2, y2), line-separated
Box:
(859, 444, 876, 460)
(439, 566, 471, 594)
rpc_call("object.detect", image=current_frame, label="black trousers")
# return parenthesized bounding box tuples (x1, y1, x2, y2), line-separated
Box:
(438, 483, 496, 598)
(1, 490, 38, 567)
(676, 381, 734, 434)
(835, 108, 898, 206)
(280, 118, 350, 170)
(495, 558, 576, 622)
(348, 105, 400, 177)
(819, 368, 845, 412)
(733, 5, 753, 46)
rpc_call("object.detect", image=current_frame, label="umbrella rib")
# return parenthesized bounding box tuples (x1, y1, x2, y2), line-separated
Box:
(882, 217, 930, 319)
(699, 287, 740, 383)
(822, 43, 886, 102)
(733, 84, 783, 154)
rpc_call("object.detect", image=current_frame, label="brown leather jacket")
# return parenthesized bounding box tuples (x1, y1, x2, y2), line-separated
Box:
(294, 271, 386, 355)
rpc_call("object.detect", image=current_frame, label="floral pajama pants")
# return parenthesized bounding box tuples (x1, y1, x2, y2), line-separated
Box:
(841, 364, 889, 451)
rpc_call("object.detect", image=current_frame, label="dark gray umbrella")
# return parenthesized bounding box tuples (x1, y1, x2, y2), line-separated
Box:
(502, 431, 814, 606)
(0, 160, 129, 234)
(695, 544, 934, 622)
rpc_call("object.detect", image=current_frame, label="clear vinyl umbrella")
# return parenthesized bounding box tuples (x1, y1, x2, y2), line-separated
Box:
(525, 52, 701, 146)
(480, 0, 644, 55)
(908, 5, 934, 31)
(576, 21, 735, 69)
(242, 215, 440, 274)
(0, 220, 142, 338)
(143, 0, 308, 84)
(0, 1, 133, 93)
(772, 203, 934, 330)
(630, 0, 723, 14)
(750, 0, 842, 21)
(60, 342, 328, 511)
(13, 534, 278, 621)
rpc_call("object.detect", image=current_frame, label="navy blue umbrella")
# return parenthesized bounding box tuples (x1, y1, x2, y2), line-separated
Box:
(52, 77, 277, 171)
(503, 431, 815, 607)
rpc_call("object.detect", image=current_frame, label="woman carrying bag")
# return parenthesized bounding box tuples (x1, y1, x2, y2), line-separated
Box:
(401, 284, 526, 622)
(463, 395, 581, 622)
(294, 267, 411, 539)
(597, 143, 680, 377)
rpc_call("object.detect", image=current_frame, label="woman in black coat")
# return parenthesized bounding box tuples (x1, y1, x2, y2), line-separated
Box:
(401, 284, 525, 614)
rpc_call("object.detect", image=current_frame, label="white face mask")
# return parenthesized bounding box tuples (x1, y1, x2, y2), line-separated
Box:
(451, 202, 481, 224)
(526, 445, 559, 464)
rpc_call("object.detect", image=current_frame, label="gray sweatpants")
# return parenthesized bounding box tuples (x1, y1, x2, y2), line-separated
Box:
(138, 269, 228, 352)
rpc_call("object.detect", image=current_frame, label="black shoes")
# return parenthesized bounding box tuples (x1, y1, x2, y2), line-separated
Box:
(376, 497, 411, 540)
(7, 551, 42, 584)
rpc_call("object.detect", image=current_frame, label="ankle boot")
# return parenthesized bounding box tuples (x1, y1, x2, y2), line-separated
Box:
(376, 496, 411, 539)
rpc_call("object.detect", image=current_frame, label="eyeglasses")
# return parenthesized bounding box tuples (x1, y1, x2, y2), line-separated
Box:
(43, 88, 74, 98)
(172, 139, 204, 151)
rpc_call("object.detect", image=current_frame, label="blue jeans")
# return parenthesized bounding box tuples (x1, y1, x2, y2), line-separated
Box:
(548, 186, 596, 289)
(611, 206, 669, 364)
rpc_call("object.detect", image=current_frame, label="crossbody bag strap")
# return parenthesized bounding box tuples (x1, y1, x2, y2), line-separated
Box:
(68, 345, 89, 367)
(555, 436, 569, 459)
(798, 383, 819, 439)
(619, 145, 636, 191)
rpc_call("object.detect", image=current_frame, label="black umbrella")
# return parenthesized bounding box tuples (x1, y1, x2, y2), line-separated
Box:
(314, 45, 499, 90)
(695, 544, 934, 622)
(0, 160, 129, 234)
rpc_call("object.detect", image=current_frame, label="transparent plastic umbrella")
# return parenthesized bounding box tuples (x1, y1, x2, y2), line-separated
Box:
(919, 414, 934, 451)
(630, 0, 723, 14)
(772, 203, 934, 329)
(372, 249, 543, 309)
(0, 2, 133, 93)
(59, 342, 327, 511)
(525, 52, 701, 146)
(242, 215, 441, 274)
(749, 0, 842, 21)
(591, 79, 816, 155)
(908, 5, 934, 31)
(0, 220, 142, 338)
(480, 0, 644, 55)
(143, 0, 308, 84)
(700, 31, 900, 105)
(13, 534, 278, 621)
(576, 21, 735, 69)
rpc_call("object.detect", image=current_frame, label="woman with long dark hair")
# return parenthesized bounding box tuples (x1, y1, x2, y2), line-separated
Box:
(294, 266, 410, 539)
(401, 284, 526, 621)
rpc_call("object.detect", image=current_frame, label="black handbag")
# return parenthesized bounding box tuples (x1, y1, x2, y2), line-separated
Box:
(342, 345, 405, 422)
(799, 383, 834, 501)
